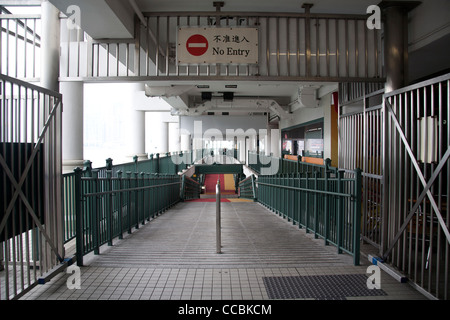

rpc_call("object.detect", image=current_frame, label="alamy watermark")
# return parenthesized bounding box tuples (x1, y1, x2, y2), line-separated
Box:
(66, 5, 81, 30)
(366, 265, 381, 289)
(367, 5, 382, 30)
(66, 265, 81, 290)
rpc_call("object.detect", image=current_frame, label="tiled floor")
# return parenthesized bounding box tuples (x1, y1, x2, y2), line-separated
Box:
(20, 202, 428, 301)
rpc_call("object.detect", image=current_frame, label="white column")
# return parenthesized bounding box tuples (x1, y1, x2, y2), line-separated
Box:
(238, 139, 246, 163)
(159, 122, 169, 154)
(129, 110, 147, 160)
(265, 128, 272, 155)
(40, 0, 60, 92)
(169, 122, 180, 153)
(127, 83, 148, 161)
(271, 128, 281, 158)
(61, 81, 84, 173)
(181, 134, 191, 152)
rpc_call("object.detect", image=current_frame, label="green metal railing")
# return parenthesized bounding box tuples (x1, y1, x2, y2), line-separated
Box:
(257, 168, 362, 265)
(180, 175, 201, 201)
(238, 175, 257, 200)
(73, 167, 180, 266)
(248, 152, 328, 176)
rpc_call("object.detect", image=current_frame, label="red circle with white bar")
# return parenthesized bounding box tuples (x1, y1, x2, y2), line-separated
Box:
(186, 34, 208, 56)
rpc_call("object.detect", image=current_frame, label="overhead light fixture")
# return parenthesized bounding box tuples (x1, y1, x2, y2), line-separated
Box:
(225, 85, 237, 89)
(197, 85, 210, 89)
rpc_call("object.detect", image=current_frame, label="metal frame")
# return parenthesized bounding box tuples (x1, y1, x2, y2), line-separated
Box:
(0, 73, 63, 300)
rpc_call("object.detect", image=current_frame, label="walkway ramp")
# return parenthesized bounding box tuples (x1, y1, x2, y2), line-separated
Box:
(87, 201, 353, 269)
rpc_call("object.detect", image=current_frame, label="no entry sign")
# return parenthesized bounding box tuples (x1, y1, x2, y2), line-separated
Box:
(186, 34, 209, 56)
(178, 27, 258, 65)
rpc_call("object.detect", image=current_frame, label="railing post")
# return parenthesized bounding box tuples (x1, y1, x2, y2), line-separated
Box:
(337, 170, 344, 254)
(126, 171, 132, 234)
(155, 153, 160, 174)
(314, 171, 319, 239)
(140, 172, 145, 225)
(145, 173, 151, 221)
(134, 172, 139, 229)
(216, 178, 222, 254)
(324, 161, 330, 245)
(106, 170, 113, 246)
(74, 167, 84, 266)
(353, 168, 362, 266)
(92, 170, 100, 254)
(117, 170, 124, 240)
(106, 158, 113, 170)
(133, 155, 138, 172)
(305, 171, 310, 233)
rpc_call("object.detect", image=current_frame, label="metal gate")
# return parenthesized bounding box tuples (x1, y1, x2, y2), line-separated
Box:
(0, 74, 63, 300)
(382, 74, 450, 300)
(339, 75, 450, 299)
(338, 82, 385, 248)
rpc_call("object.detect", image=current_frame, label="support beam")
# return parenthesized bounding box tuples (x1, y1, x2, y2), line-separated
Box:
(40, 0, 60, 92)
(61, 81, 84, 173)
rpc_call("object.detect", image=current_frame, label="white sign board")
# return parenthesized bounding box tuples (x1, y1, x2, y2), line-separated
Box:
(178, 27, 259, 65)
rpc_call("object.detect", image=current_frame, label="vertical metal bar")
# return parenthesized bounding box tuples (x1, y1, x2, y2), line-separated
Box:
(74, 167, 83, 266)
(146, 17, 150, 76)
(364, 19, 368, 78)
(216, 179, 221, 254)
(6, 19, 10, 75)
(176, 16, 180, 76)
(296, 17, 300, 76)
(326, 18, 330, 78)
(276, 17, 280, 77)
(305, 14, 311, 77)
(166, 16, 170, 76)
(316, 18, 320, 77)
(23, 18, 28, 78)
(286, 17, 290, 77)
(374, 28, 379, 78)
(337, 170, 343, 254)
(336, 19, 340, 78)
(66, 19, 71, 77)
(15, 18, 18, 77)
(345, 19, 349, 78)
(355, 20, 359, 78)
(266, 17, 270, 76)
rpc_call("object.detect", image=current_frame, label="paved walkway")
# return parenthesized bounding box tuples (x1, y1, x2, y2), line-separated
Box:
(20, 202, 427, 300)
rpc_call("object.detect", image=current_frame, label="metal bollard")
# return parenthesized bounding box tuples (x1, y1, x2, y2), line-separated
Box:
(216, 179, 222, 254)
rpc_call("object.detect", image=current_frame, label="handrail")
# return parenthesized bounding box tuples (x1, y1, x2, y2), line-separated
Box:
(238, 174, 257, 200)
(257, 169, 362, 265)
(73, 168, 181, 266)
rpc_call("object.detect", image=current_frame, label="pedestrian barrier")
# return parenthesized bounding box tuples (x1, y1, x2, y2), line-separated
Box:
(72, 168, 180, 266)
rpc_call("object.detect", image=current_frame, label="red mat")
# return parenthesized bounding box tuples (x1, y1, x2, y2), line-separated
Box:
(186, 198, 231, 202)
(204, 174, 225, 194)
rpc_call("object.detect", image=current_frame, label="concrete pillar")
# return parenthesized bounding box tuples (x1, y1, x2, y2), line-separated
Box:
(181, 134, 191, 152)
(271, 128, 281, 158)
(265, 128, 272, 155)
(169, 122, 180, 152)
(129, 110, 147, 160)
(159, 122, 169, 154)
(40, 0, 60, 92)
(61, 81, 84, 173)
(381, 2, 418, 92)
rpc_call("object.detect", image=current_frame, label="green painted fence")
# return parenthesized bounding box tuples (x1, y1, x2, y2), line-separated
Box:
(180, 175, 201, 201)
(238, 175, 257, 200)
(73, 168, 180, 266)
(248, 151, 328, 176)
(257, 168, 362, 265)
